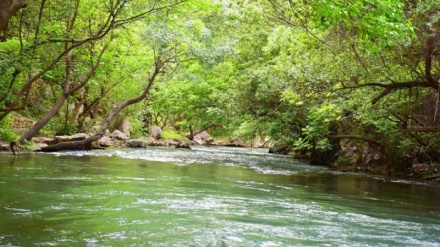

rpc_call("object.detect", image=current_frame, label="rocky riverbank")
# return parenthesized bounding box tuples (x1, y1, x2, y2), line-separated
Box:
(1, 128, 438, 184)
(0, 128, 263, 152)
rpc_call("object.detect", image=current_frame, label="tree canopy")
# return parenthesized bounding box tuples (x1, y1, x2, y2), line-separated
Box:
(1, 0, 439, 174)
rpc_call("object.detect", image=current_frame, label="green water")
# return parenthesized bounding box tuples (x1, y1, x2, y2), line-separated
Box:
(0, 147, 439, 246)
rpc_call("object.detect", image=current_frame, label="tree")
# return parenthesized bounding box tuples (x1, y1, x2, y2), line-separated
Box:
(39, 55, 168, 151)
(0, 0, 26, 35)
(0, 0, 183, 123)
(262, 0, 440, 166)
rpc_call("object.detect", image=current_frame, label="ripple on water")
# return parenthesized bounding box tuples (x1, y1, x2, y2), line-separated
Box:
(2, 148, 438, 246)
(4, 207, 32, 216)
(49, 147, 328, 175)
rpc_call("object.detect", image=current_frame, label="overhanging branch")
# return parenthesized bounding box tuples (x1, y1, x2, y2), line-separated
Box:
(338, 80, 439, 104)
(327, 134, 384, 147)
(407, 126, 440, 132)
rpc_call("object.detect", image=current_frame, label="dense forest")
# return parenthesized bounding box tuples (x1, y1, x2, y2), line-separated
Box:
(0, 0, 439, 178)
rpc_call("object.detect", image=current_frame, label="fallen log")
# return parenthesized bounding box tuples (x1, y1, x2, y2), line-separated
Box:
(39, 135, 100, 152)
(423, 173, 440, 180)
(37, 56, 165, 153)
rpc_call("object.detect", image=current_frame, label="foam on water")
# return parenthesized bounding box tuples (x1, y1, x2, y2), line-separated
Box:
(1, 147, 440, 246)
(50, 146, 327, 175)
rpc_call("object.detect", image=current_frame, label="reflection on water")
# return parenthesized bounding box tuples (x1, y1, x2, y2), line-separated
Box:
(0, 147, 439, 246)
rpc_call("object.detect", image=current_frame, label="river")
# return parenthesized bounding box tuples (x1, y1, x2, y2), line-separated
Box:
(0, 146, 439, 246)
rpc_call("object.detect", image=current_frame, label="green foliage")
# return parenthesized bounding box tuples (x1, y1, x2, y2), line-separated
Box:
(0, 115, 18, 142)
(307, 0, 414, 50)
(0, 0, 439, 173)
(0, 38, 21, 55)
(129, 116, 145, 139)
(40, 118, 77, 136)
(162, 128, 185, 140)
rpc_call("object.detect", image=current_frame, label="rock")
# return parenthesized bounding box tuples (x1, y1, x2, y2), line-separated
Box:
(148, 126, 163, 140)
(55, 133, 89, 143)
(32, 137, 57, 145)
(164, 138, 180, 147)
(147, 137, 164, 146)
(112, 140, 126, 148)
(252, 138, 273, 148)
(110, 130, 128, 140)
(92, 141, 104, 149)
(98, 136, 113, 147)
(213, 140, 247, 148)
(118, 118, 130, 137)
(175, 141, 190, 149)
(191, 131, 214, 145)
(192, 138, 205, 145)
(194, 131, 212, 141)
(12, 115, 35, 130)
(126, 139, 146, 148)
(36, 142, 48, 149)
(104, 129, 111, 137)
(0, 143, 9, 151)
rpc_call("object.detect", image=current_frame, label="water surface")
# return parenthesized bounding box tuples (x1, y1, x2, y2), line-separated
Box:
(0, 147, 439, 246)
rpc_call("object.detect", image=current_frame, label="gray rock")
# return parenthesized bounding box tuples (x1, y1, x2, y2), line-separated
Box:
(147, 137, 164, 146)
(55, 133, 89, 143)
(194, 131, 211, 141)
(32, 136, 57, 145)
(118, 118, 130, 137)
(148, 126, 163, 140)
(104, 129, 111, 137)
(175, 141, 190, 149)
(126, 139, 146, 148)
(111, 130, 128, 140)
(98, 136, 113, 147)
(164, 138, 179, 147)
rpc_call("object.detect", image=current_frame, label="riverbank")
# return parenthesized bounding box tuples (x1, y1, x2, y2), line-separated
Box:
(1, 130, 440, 186)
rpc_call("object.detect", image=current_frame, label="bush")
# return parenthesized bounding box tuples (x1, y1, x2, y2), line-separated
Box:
(0, 115, 18, 142)
(162, 127, 184, 140)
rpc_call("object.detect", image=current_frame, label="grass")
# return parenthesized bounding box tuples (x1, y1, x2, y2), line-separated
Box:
(162, 127, 185, 140)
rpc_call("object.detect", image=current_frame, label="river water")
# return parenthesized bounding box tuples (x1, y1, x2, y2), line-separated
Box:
(0, 146, 439, 246)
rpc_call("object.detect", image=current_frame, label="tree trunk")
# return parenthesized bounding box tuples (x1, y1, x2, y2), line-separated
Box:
(68, 101, 84, 127)
(0, 0, 26, 32)
(19, 48, 73, 143)
(19, 94, 69, 143)
(39, 57, 165, 152)
(18, 43, 107, 144)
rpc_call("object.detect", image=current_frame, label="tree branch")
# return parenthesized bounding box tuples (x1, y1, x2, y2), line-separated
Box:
(327, 134, 384, 147)
(407, 126, 440, 132)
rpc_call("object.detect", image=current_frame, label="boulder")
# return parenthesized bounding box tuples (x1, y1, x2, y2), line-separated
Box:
(36, 142, 48, 149)
(192, 138, 205, 145)
(213, 140, 247, 148)
(126, 139, 146, 148)
(98, 136, 113, 147)
(147, 137, 164, 146)
(112, 140, 126, 148)
(118, 118, 130, 137)
(332, 140, 385, 171)
(194, 131, 212, 141)
(192, 131, 214, 145)
(104, 129, 111, 137)
(12, 115, 35, 130)
(32, 137, 57, 145)
(175, 141, 190, 149)
(148, 126, 163, 140)
(55, 133, 89, 143)
(110, 130, 128, 140)
(0, 143, 9, 151)
(164, 138, 180, 147)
